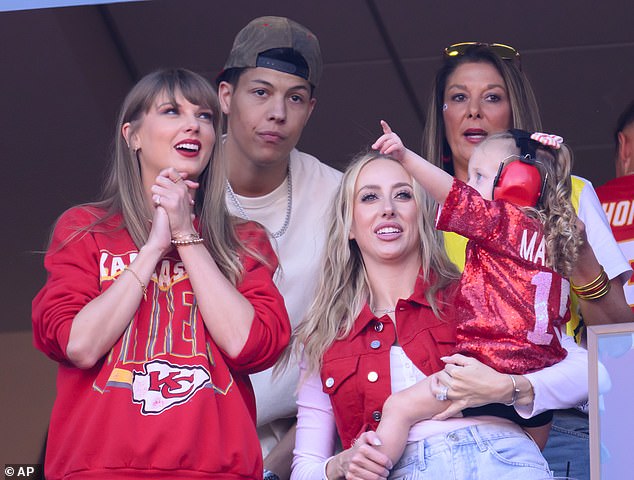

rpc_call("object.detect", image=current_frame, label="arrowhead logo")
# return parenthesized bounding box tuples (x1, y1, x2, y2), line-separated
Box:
(132, 359, 210, 414)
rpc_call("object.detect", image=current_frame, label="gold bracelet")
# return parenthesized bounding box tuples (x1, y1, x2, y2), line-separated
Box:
(577, 281, 611, 301)
(172, 231, 198, 240)
(571, 266, 606, 293)
(125, 266, 147, 301)
(571, 266, 610, 300)
(171, 232, 204, 246)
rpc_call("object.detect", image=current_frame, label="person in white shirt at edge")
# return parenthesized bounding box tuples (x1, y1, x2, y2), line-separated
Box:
(216, 16, 342, 480)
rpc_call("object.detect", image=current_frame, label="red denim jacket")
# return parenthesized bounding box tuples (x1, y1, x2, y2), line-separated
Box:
(320, 272, 457, 449)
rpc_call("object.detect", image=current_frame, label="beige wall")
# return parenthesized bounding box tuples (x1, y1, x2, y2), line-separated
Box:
(0, 331, 56, 466)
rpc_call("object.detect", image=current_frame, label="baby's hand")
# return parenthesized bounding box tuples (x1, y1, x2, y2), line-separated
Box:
(372, 120, 406, 162)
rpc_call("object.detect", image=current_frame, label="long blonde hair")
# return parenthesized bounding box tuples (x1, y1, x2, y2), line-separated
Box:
(61, 68, 246, 283)
(485, 132, 580, 276)
(293, 151, 459, 376)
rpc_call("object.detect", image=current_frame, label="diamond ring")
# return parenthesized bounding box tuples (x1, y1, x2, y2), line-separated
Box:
(436, 385, 449, 401)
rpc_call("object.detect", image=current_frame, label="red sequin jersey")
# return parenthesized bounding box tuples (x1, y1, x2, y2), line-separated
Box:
(436, 180, 569, 374)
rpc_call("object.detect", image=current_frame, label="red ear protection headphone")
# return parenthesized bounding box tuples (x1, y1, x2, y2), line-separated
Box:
(492, 129, 548, 208)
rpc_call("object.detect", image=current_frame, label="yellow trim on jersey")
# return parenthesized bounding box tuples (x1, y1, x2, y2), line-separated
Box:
(443, 231, 467, 272)
(570, 176, 583, 213)
(567, 177, 584, 342)
(108, 368, 134, 385)
(92, 367, 134, 393)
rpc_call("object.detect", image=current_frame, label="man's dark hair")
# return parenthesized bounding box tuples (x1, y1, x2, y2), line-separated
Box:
(217, 47, 316, 98)
(614, 100, 634, 147)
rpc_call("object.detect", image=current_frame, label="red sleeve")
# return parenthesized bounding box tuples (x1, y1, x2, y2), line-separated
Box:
(437, 179, 540, 258)
(437, 179, 498, 239)
(31, 208, 103, 363)
(225, 222, 291, 374)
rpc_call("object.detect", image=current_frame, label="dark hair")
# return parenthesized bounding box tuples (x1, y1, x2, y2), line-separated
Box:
(215, 66, 245, 88)
(614, 100, 634, 146)
(217, 47, 316, 98)
(422, 45, 542, 174)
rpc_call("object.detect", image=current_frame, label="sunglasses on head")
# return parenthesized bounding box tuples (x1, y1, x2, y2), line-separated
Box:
(444, 42, 521, 67)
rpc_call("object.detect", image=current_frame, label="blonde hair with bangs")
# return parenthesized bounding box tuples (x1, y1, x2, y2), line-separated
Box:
(62, 68, 246, 284)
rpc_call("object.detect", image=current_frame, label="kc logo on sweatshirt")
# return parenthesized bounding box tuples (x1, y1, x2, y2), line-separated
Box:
(132, 359, 210, 414)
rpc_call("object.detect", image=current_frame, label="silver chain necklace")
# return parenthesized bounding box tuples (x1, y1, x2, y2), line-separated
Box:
(225, 165, 292, 239)
(371, 306, 396, 316)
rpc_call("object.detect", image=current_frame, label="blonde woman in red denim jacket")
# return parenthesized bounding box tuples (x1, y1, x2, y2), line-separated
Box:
(291, 151, 588, 480)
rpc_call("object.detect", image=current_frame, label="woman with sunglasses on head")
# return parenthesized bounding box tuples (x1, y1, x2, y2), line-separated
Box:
(424, 42, 632, 331)
(290, 137, 590, 479)
(32, 68, 290, 480)
(422, 42, 634, 479)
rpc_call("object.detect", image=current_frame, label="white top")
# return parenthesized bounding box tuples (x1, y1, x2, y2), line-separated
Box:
(574, 175, 632, 284)
(290, 333, 588, 480)
(226, 149, 342, 455)
(389, 346, 507, 441)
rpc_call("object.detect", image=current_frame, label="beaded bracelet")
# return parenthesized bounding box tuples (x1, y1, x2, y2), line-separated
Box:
(263, 469, 280, 480)
(125, 266, 147, 300)
(571, 266, 610, 301)
(171, 232, 204, 246)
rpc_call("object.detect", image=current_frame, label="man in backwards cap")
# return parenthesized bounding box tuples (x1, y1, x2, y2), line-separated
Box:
(217, 16, 342, 480)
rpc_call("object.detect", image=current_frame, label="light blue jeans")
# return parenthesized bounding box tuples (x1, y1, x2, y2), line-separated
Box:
(389, 423, 552, 479)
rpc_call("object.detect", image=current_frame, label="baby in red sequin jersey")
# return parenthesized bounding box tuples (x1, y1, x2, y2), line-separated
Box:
(441, 132, 574, 374)
(371, 120, 583, 465)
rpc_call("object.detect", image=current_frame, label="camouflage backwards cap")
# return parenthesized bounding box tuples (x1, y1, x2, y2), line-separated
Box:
(219, 16, 322, 87)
